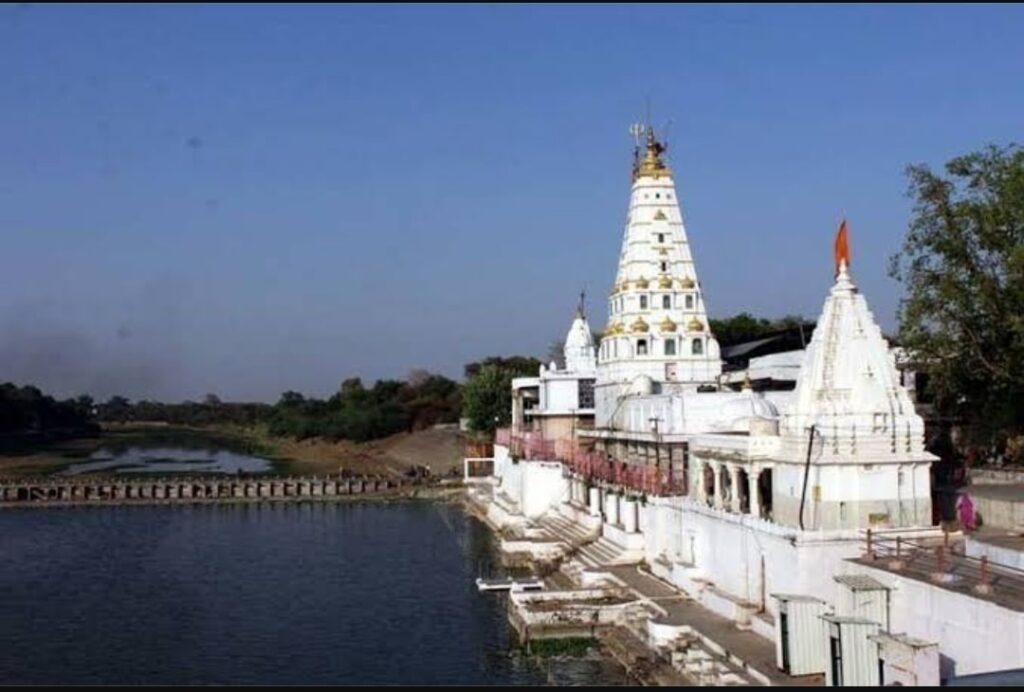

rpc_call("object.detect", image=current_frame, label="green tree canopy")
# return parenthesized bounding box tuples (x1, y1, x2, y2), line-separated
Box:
(461, 356, 542, 434)
(709, 312, 812, 347)
(889, 143, 1024, 451)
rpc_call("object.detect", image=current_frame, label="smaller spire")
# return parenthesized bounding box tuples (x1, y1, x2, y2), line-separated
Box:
(576, 290, 586, 319)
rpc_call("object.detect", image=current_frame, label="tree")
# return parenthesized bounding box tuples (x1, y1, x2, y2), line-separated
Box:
(709, 312, 813, 347)
(461, 356, 541, 434)
(462, 365, 512, 435)
(463, 356, 542, 380)
(889, 143, 1024, 454)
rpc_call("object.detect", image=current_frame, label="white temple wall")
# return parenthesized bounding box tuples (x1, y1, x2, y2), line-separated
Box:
(846, 562, 1024, 677)
(642, 498, 864, 620)
(539, 377, 581, 414)
(497, 459, 567, 519)
(493, 444, 512, 481)
(773, 463, 933, 530)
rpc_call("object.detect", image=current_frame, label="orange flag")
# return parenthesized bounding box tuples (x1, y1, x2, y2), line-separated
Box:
(834, 219, 850, 276)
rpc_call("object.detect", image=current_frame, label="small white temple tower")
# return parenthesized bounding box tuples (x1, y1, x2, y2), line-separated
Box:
(510, 298, 598, 439)
(596, 125, 722, 425)
(772, 222, 936, 529)
(564, 294, 598, 375)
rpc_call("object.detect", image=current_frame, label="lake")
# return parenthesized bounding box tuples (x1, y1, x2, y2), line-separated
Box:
(0, 501, 629, 685)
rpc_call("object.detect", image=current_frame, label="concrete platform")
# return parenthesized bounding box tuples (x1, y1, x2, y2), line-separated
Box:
(606, 565, 823, 686)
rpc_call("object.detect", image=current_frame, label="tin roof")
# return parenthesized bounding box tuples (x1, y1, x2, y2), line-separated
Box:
(835, 573, 890, 591)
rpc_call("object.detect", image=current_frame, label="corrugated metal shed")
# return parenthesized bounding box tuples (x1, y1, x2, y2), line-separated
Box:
(823, 615, 881, 687)
(834, 573, 890, 630)
(772, 593, 831, 676)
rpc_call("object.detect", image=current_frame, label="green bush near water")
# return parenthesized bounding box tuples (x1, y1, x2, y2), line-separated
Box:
(522, 636, 597, 658)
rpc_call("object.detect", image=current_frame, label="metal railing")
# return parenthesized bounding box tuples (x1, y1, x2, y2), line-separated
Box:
(493, 428, 686, 497)
(864, 529, 1024, 602)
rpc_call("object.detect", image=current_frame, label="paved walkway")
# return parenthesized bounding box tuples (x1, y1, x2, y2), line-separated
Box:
(607, 565, 823, 687)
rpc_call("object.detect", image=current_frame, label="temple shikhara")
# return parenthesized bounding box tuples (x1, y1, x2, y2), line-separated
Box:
(467, 125, 1024, 685)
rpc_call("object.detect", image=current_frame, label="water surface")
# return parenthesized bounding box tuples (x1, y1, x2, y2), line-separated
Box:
(59, 445, 272, 475)
(0, 502, 627, 685)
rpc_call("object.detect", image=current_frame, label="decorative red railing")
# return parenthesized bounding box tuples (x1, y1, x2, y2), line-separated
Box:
(492, 428, 686, 497)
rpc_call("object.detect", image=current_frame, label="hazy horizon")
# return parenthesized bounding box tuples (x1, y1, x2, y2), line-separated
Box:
(2, 4, 1022, 402)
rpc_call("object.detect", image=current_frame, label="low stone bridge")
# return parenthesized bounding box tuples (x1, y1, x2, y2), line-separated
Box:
(0, 475, 409, 507)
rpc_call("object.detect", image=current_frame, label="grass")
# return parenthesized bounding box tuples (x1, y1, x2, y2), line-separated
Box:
(519, 636, 598, 658)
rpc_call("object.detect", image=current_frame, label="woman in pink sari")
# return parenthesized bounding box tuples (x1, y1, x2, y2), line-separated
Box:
(957, 493, 976, 532)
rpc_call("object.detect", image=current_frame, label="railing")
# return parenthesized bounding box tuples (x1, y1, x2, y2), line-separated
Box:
(864, 530, 1024, 602)
(494, 428, 686, 497)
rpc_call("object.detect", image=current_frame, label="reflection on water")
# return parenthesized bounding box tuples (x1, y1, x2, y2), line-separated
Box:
(60, 446, 272, 476)
(0, 503, 630, 685)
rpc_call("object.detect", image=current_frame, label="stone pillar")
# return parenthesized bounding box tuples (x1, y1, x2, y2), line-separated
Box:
(606, 492, 620, 526)
(729, 465, 742, 513)
(622, 498, 638, 533)
(692, 459, 704, 503)
(749, 469, 761, 519)
(588, 487, 601, 517)
(710, 461, 723, 510)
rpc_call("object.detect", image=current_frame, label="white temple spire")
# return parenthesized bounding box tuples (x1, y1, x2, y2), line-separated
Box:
(595, 123, 722, 418)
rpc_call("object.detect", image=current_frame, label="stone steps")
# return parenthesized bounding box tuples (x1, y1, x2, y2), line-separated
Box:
(664, 635, 759, 686)
(543, 515, 596, 544)
(576, 537, 641, 569)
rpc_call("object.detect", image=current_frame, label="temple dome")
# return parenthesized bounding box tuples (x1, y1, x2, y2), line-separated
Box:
(710, 390, 780, 434)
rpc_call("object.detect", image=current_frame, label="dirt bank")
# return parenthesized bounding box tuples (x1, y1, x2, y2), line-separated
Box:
(0, 423, 468, 480)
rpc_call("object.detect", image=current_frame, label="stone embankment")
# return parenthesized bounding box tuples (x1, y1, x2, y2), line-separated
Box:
(0, 475, 415, 507)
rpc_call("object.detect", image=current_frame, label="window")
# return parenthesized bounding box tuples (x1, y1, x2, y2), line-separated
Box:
(685, 295, 694, 309)
(637, 339, 648, 356)
(662, 295, 671, 309)
(578, 379, 595, 409)
(664, 339, 676, 356)
(640, 295, 648, 310)
(657, 233, 665, 243)
(660, 261, 667, 272)
(692, 338, 703, 355)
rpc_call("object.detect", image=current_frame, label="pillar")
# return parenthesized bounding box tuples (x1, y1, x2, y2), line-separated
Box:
(588, 487, 601, 517)
(622, 498, 638, 533)
(749, 469, 761, 519)
(710, 461, 723, 510)
(606, 493, 620, 526)
(693, 459, 704, 503)
(729, 465, 742, 513)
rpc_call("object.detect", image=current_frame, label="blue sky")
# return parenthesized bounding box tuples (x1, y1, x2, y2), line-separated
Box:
(1, 4, 1022, 401)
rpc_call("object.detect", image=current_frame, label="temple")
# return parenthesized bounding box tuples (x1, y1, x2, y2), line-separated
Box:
(468, 125, 1024, 685)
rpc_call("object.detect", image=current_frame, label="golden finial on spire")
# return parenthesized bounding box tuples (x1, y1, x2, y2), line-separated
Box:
(630, 124, 672, 181)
